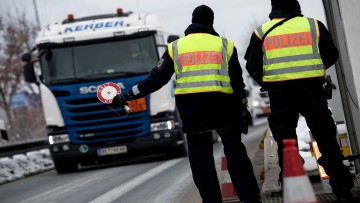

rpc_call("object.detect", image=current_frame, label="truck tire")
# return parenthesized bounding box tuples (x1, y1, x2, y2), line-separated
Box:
(54, 160, 78, 173)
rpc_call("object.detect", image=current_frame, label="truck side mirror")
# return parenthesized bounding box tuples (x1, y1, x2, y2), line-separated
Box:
(21, 52, 38, 83)
(23, 62, 37, 83)
(21, 53, 31, 62)
(167, 35, 179, 43)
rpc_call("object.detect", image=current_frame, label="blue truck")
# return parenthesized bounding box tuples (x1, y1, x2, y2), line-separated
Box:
(21, 9, 187, 173)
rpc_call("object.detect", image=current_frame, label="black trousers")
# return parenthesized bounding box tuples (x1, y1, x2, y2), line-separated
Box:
(267, 85, 353, 196)
(187, 125, 260, 203)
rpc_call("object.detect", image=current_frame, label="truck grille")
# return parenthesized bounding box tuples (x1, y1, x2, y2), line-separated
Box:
(51, 89, 150, 144)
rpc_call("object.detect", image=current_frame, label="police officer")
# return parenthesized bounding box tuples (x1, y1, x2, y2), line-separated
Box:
(112, 5, 261, 203)
(245, 0, 353, 201)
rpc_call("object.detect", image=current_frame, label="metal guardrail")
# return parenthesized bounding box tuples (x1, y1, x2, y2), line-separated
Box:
(0, 138, 48, 158)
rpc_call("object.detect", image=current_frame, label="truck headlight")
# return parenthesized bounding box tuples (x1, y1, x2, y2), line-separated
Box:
(49, 134, 70, 144)
(151, 121, 175, 132)
(252, 100, 260, 107)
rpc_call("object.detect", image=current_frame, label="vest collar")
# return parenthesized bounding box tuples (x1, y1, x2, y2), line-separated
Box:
(184, 23, 219, 36)
(269, 10, 303, 20)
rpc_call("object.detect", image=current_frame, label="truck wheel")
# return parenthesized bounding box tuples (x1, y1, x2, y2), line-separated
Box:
(54, 160, 78, 173)
(167, 143, 188, 158)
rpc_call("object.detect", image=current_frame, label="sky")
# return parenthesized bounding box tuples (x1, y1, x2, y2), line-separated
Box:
(1, 0, 327, 66)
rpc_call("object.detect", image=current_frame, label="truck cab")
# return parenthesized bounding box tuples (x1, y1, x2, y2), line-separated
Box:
(22, 9, 187, 173)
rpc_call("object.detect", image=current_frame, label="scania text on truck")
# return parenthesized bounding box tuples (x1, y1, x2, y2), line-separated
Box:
(21, 8, 187, 173)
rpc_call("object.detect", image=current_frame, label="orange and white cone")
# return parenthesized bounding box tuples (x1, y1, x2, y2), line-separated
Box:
(220, 148, 239, 202)
(283, 139, 318, 203)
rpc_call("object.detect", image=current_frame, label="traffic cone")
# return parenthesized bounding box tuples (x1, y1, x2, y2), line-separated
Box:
(283, 139, 318, 203)
(220, 148, 239, 202)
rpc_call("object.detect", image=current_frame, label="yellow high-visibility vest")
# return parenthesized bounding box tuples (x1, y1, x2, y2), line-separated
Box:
(168, 33, 234, 95)
(255, 17, 325, 82)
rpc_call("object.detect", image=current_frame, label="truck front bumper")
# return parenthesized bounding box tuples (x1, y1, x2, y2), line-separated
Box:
(49, 130, 185, 165)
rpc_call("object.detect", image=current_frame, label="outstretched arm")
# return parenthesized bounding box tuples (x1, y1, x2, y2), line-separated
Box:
(127, 50, 175, 99)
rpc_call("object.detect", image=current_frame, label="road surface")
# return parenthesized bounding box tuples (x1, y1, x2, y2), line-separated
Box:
(0, 120, 268, 203)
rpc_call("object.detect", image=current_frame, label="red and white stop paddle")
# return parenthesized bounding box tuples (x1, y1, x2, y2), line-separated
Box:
(97, 82, 121, 104)
(97, 82, 131, 115)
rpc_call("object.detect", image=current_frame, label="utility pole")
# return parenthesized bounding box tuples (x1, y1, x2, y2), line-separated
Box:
(322, 0, 360, 168)
(32, 0, 41, 28)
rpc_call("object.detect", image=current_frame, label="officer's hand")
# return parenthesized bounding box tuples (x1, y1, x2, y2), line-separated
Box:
(241, 105, 252, 134)
(110, 93, 132, 109)
(107, 93, 133, 116)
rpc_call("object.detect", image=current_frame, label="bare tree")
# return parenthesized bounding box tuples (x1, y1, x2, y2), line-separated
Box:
(237, 15, 267, 76)
(238, 15, 266, 60)
(0, 12, 39, 142)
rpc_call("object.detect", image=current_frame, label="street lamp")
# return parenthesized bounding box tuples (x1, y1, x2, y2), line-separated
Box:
(32, 0, 41, 28)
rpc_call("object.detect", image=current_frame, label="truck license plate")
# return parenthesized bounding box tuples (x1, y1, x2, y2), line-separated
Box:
(97, 146, 127, 156)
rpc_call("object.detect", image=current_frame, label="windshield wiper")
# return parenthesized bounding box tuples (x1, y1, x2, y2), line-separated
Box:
(48, 78, 91, 85)
(86, 71, 147, 79)
(108, 71, 139, 77)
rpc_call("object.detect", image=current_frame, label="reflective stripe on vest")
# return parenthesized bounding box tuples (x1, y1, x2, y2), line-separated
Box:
(255, 17, 325, 82)
(168, 34, 234, 95)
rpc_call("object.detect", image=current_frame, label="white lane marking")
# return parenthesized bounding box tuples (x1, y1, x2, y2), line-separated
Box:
(153, 145, 223, 203)
(20, 169, 115, 203)
(152, 170, 193, 203)
(89, 158, 184, 203)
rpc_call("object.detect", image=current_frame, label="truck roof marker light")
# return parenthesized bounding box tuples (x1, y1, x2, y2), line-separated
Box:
(67, 14, 74, 21)
(117, 8, 123, 15)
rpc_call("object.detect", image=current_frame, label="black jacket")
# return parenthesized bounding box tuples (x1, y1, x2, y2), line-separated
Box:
(133, 23, 247, 133)
(244, 10, 339, 90)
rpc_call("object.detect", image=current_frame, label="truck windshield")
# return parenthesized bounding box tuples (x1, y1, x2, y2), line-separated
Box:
(39, 35, 158, 84)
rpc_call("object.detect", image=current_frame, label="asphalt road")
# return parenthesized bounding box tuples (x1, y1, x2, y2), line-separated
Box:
(0, 120, 268, 203)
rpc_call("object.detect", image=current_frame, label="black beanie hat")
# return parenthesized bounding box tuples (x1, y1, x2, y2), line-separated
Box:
(271, 0, 301, 13)
(192, 5, 214, 26)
